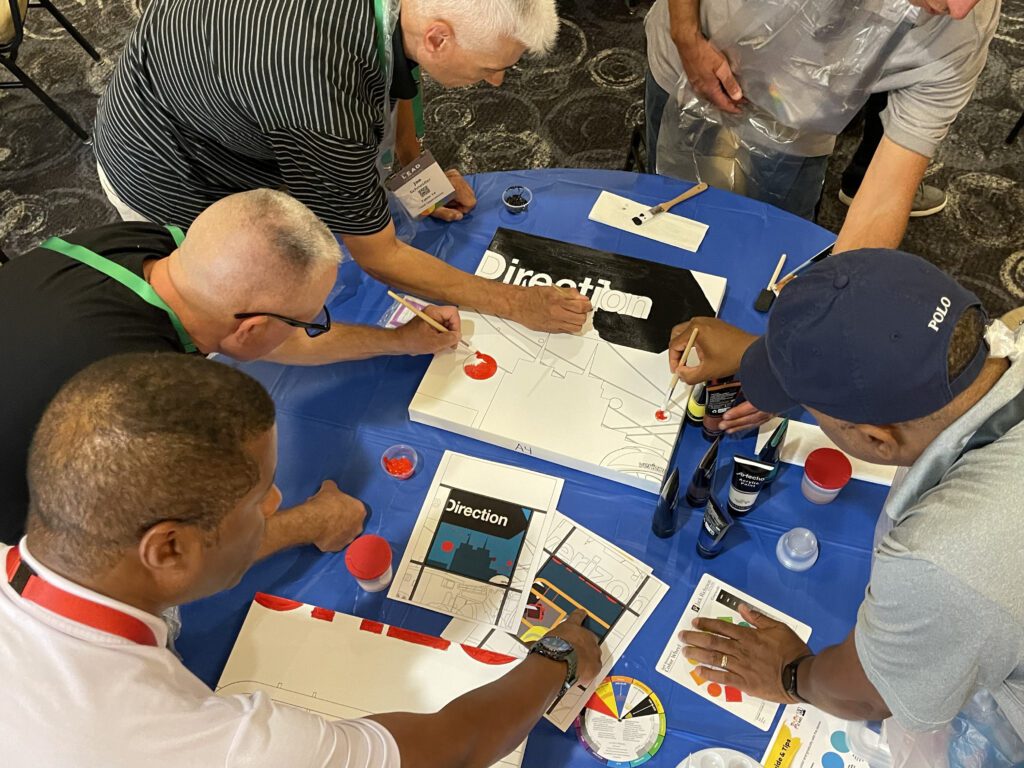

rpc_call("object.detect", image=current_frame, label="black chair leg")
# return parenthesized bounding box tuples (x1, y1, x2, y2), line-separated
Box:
(33, 0, 101, 62)
(1007, 110, 1024, 145)
(0, 55, 90, 141)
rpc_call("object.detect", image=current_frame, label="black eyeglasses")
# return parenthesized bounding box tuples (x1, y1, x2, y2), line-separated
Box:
(234, 305, 332, 337)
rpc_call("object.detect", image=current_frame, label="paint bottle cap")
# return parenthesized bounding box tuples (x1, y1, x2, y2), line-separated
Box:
(803, 448, 852, 490)
(776, 527, 819, 572)
(345, 535, 393, 580)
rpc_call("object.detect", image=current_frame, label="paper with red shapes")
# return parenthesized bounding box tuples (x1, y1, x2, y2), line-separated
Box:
(655, 573, 812, 731)
(217, 596, 526, 768)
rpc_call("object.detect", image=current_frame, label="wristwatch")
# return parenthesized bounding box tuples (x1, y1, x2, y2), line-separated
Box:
(782, 653, 815, 703)
(529, 634, 579, 695)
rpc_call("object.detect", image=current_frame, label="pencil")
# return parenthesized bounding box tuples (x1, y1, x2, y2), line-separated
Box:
(662, 327, 700, 413)
(767, 253, 787, 290)
(387, 290, 472, 351)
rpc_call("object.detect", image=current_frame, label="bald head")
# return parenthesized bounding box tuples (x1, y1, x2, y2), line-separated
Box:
(174, 189, 340, 314)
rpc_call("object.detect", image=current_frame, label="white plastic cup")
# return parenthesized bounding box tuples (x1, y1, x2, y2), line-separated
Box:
(776, 527, 819, 571)
(345, 535, 394, 592)
(801, 448, 852, 504)
(355, 564, 393, 593)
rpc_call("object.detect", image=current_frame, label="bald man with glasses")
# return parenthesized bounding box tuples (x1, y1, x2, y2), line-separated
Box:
(0, 188, 460, 549)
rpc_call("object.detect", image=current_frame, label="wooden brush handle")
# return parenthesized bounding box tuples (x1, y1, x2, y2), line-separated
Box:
(657, 182, 709, 213)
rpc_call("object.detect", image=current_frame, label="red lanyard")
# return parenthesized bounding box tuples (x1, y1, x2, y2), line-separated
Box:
(5, 547, 158, 647)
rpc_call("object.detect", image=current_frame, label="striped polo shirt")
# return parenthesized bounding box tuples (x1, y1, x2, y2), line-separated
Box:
(94, 0, 396, 235)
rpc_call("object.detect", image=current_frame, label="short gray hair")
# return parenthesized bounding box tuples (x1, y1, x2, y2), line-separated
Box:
(415, 0, 559, 55)
(236, 188, 342, 270)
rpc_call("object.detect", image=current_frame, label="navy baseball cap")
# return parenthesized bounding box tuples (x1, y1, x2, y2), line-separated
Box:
(740, 249, 989, 424)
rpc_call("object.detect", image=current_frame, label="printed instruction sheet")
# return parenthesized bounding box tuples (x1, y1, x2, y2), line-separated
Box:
(656, 574, 812, 731)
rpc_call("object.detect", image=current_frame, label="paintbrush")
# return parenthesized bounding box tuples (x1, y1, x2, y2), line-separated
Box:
(772, 242, 835, 293)
(661, 327, 700, 416)
(387, 290, 475, 353)
(632, 182, 709, 226)
(754, 253, 787, 313)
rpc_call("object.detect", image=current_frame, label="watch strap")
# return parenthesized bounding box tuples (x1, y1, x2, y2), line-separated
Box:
(783, 653, 815, 703)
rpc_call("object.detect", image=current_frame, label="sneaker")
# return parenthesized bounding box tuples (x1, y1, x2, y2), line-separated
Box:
(838, 182, 947, 218)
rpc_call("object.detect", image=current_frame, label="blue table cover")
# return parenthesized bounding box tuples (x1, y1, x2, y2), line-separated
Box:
(179, 169, 882, 765)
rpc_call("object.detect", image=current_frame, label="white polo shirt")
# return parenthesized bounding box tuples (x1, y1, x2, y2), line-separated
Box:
(1, 540, 401, 768)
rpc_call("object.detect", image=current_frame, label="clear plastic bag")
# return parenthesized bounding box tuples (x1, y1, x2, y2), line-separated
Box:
(657, 0, 921, 212)
(874, 691, 1024, 768)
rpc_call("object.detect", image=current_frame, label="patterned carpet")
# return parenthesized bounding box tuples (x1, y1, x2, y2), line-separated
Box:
(2, 0, 1022, 314)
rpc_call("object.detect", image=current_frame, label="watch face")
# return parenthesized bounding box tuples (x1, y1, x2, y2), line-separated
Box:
(539, 635, 573, 656)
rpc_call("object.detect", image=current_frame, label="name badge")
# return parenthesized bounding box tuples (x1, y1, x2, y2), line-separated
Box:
(385, 149, 456, 219)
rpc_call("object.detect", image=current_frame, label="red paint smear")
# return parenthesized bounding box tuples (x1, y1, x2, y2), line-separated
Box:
(707, 683, 722, 698)
(255, 593, 303, 612)
(464, 352, 497, 380)
(384, 456, 414, 477)
(360, 619, 385, 634)
(441, 540, 454, 553)
(725, 685, 743, 702)
(311, 607, 335, 622)
(655, 409, 668, 421)
(386, 626, 451, 650)
(460, 645, 517, 665)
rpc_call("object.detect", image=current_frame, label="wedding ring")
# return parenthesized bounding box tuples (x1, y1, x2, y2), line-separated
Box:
(720, 654, 729, 670)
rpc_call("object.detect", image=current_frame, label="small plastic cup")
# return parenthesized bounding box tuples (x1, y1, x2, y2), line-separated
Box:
(502, 185, 532, 214)
(776, 527, 819, 571)
(801, 447, 853, 504)
(381, 444, 418, 480)
(345, 535, 394, 592)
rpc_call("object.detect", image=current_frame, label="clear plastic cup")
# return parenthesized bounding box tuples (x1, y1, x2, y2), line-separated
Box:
(345, 535, 394, 592)
(502, 185, 532, 214)
(776, 527, 819, 571)
(381, 444, 418, 480)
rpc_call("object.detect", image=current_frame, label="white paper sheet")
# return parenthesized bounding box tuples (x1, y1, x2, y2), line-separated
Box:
(588, 190, 709, 252)
(762, 704, 872, 767)
(389, 451, 561, 632)
(755, 418, 899, 486)
(443, 511, 668, 732)
(217, 596, 526, 768)
(656, 574, 812, 731)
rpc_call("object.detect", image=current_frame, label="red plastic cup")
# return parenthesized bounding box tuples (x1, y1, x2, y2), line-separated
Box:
(801, 448, 853, 504)
(345, 535, 393, 592)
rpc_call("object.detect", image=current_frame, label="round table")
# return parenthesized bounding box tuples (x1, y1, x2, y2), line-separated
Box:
(179, 169, 884, 765)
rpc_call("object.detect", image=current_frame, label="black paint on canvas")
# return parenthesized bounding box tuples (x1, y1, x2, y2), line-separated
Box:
(482, 228, 716, 353)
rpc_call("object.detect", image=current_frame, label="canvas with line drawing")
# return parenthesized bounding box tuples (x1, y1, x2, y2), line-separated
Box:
(408, 229, 727, 493)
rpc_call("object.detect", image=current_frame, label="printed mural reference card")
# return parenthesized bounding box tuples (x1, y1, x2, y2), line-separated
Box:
(389, 451, 562, 632)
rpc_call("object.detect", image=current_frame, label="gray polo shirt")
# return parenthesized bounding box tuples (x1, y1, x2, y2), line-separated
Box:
(645, 0, 999, 158)
(855, 327, 1024, 738)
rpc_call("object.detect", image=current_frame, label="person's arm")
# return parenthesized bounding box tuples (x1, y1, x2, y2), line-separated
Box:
(257, 480, 366, 559)
(679, 604, 891, 722)
(343, 223, 592, 333)
(797, 633, 892, 721)
(260, 306, 462, 365)
(395, 99, 421, 168)
(371, 611, 601, 768)
(834, 137, 930, 252)
(669, 0, 743, 113)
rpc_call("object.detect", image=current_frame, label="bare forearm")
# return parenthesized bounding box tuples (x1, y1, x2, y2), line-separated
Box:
(261, 323, 411, 365)
(834, 137, 929, 253)
(257, 506, 314, 559)
(347, 231, 521, 318)
(798, 636, 891, 721)
(371, 655, 563, 768)
(669, 0, 703, 44)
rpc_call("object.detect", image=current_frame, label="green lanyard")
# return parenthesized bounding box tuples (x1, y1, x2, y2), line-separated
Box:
(39, 225, 197, 354)
(372, 0, 425, 140)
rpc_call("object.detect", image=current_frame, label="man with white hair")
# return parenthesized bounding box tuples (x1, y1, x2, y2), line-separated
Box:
(94, 0, 591, 334)
(0, 189, 458, 551)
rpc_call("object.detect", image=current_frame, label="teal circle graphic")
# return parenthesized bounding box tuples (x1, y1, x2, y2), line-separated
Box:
(830, 730, 850, 753)
(822, 752, 844, 768)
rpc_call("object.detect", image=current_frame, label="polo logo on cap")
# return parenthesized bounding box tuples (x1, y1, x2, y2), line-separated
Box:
(928, 297, 952, 332)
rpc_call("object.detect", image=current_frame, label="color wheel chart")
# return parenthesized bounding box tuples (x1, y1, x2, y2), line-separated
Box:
(576, 676, 666, 767)
(688, 615, 749, 704)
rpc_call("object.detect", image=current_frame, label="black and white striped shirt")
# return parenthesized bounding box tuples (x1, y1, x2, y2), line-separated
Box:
(94, 0, 395, 235)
